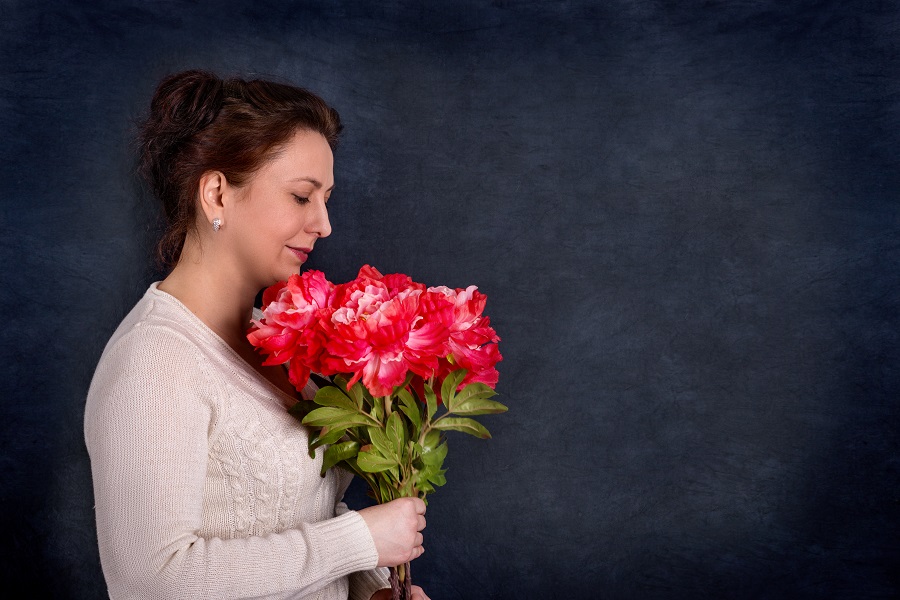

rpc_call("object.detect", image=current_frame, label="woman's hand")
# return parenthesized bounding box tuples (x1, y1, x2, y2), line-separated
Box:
(358, 497, 426, 567)
(369, 585, 431, 600)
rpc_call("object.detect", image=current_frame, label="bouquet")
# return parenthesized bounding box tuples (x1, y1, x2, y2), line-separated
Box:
(247, 265, 505, 599)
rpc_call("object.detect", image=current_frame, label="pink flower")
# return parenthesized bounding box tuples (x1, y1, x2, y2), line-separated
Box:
(404, 289, 455, 378)
(429, 285, 502, 389)
(249, 265, 500, 399)
(264, 270, 335, 329)
(248, 270, 336, 388)
(246, 320, 300, 366)
(322, 266, 425, 396)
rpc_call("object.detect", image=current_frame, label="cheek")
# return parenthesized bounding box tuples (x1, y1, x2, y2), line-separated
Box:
(243, 198, 293, 237)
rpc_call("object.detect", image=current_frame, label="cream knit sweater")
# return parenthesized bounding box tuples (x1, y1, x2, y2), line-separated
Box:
(85, 282, 390, 600)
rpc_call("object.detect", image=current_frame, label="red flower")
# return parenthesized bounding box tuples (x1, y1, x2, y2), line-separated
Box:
(429, 285, 502, 389)
(330, 286, 418, 395)
(318, 266, 455, 395)
(246, 320, 300, 366)
(248, 270, 336, 388)
(404, 289, 455, 378)
(248, 265, 500, 399)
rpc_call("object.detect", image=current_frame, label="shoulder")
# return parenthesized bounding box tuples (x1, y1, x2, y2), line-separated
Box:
(92, 283, 231, 380)
(85, 287, 223, 439)
(93, 299, 209, 384)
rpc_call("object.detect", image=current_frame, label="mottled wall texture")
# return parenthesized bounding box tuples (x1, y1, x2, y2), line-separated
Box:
(1, 1, 897, 598)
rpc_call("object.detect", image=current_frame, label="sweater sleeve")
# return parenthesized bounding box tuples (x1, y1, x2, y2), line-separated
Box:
(346, 564, 392, 600)
(84, 324, 379, 600)
(336, 500, 391, 600)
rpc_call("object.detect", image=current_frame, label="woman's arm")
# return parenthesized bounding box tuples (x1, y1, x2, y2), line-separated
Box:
(85, 325, 379, 599)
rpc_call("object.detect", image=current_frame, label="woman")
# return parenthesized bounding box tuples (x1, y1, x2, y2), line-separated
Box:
(85, 70, 430, 600)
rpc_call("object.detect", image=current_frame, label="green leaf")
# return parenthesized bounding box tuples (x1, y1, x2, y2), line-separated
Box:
(345, 381, 366, 410)
(428, 469, 447, 487)
(420, 441, 448, 467)
(371, 395, 384, 422)
(452, 382, 497, 405)
(440, 369, 468, 411)
(432, 417, 492, 439)
(386, 412, 407, 454)
(301, 406, 377, 428)
(367, 426, 396, 459)
(417, 478, 435, 495)
(313, 386, 358, 412)
(343, 378, 365, 409)
(308, 425, 349, 454)
(450, 397, 509, 416)
(332, 374, 350, 391)
(397, 388, 422, 431)
(421, 430, 441, 453)
(424, 383, 438, 421)
(320, 441, 360, 476)
(356, 448, 399, 473)
(288, 400, 316, 422)
(415, 461, 447, 488)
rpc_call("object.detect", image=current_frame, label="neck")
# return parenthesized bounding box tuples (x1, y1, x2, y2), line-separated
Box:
(158, 238, 259, 351)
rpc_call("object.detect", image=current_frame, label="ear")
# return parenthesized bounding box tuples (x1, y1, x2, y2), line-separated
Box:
(197, 171, 227, 225)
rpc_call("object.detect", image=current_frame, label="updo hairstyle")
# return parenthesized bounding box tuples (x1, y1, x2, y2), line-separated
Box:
(137, 69, 343, 269)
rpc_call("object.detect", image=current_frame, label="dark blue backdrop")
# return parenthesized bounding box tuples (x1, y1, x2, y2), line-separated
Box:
(1, 1, 898, 598)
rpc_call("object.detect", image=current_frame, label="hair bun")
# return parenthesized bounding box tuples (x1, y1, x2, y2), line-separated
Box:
(148, 70, 225, 140)
(138, 70, 225, 214)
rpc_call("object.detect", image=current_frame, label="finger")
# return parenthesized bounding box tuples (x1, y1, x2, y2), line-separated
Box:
(411, 497, 426, 514)
(417, 515, 426, 531)
(415, 532, 424, 546)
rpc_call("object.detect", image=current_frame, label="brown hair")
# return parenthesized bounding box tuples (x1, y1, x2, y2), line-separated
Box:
(137, 69, 343, 269)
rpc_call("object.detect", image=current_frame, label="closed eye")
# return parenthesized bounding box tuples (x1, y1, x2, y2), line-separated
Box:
(292, 194, 310, 205)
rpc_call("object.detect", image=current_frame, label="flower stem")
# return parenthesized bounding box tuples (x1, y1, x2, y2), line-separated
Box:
(388, 562, 413, 600)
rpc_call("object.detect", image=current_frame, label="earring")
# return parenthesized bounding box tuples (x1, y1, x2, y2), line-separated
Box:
(212, 218, 222, 232)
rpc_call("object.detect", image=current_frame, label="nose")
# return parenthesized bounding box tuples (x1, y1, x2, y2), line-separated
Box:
(309, 197, 332, 239)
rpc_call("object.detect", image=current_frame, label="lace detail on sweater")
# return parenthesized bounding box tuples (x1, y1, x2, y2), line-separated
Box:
(207, 385, 346, 538)
(276, 423, 305, 531)
(210, 432, 252, 536)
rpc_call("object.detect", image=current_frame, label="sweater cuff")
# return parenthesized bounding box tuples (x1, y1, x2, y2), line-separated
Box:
(309, 509, 380, 579)
(348, 567, 391, 600)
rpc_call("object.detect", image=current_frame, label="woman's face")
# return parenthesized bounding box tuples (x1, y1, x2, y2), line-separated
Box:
(225, 129, 334, 288)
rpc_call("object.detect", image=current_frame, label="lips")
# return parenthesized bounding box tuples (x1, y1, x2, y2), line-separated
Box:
(287, 246, 312, 262)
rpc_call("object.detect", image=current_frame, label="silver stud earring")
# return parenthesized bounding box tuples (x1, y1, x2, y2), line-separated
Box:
(212, 218, 221, 232)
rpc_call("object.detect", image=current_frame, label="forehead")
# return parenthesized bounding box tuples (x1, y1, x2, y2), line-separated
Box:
(264, 129, 334, 184)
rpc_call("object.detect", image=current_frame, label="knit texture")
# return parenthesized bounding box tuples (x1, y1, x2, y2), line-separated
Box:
(85, 283, 390, 600)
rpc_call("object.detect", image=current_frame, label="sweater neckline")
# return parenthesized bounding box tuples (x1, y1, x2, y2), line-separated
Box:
(147, 281, 301, 407)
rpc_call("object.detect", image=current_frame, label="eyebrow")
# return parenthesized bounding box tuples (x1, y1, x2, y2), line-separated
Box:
(289, 176, 335, 192)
